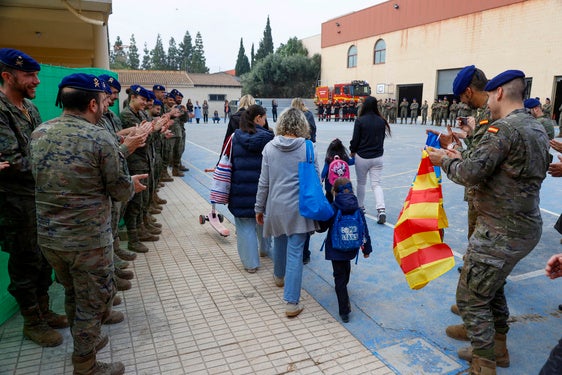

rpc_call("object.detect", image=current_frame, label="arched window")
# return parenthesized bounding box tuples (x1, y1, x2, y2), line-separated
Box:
(347, 45, 357, 68)
(374, 39, 386, 64)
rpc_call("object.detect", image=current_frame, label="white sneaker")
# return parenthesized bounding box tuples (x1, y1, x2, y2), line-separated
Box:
(285, 303, 304, 317)
(377, 209, 386, 224)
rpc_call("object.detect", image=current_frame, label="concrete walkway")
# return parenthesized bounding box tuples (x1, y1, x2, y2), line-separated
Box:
(0, 177, 393, 375)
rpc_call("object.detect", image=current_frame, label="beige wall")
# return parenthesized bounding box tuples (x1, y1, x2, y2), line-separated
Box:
(320, 0, 562, 103)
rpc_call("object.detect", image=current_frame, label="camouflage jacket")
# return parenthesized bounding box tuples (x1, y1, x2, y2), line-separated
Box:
(30, 114, 135, 251)
(537, 115, 555, 140)
(0, 92, 42, 196)
(120, 106, 151, 172)
(442, 109, 549, 238)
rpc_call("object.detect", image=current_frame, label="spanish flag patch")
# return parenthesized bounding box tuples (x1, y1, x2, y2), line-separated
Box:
(479, 119, 489, 126)
(488, 126, 499, 134)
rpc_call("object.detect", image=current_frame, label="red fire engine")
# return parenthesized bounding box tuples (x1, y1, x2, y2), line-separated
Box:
(314, 80, 371, 104)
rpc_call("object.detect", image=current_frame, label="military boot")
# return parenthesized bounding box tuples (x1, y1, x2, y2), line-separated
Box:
(140, 222, 161, 235)
(95, 334, 109, 352)
(451, 304, 460, 316)
(127, 230, 149, 253)
(470, 355, 496, 375)
(72, 352, 125, 375)
(138, 225, 159, 242)
(103, 310, 124, 325)
(179, 163, 189, 171)
(151, 202, 163, 211)
(21, 305, 63, 347)
(38, 295, 69, 329)
(172, 167, 184, 177)
(457, 334, 510, 368)
(113, 256, 129, 270)
(446, 324, 469, 341)
(115, 267, 134, 280)
(148, 206, 161, 215)
(114, 276, 132, 291)
(143, 216, 162, 232)
(160, 170, 173, 182)
(113, 238, 137, 261)
(112, 295, 122, 306)
(153, 192, 167, 205)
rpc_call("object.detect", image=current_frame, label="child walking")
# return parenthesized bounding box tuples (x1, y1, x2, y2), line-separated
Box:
(318, 178, 372, 323)
(321, 139, 355, 203)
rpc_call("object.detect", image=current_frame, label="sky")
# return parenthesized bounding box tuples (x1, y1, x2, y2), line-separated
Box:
(108, 0, 386, 73)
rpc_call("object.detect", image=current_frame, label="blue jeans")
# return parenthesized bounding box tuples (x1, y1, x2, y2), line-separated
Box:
(273, 233, 307, 304)
(234, 217, 261, 269)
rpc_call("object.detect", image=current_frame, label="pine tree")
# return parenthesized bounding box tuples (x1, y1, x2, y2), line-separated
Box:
(190, 32, 209, 73)
(110, 36, 128, 69)
(150, 34, 167, 70)
(142, 42, 151, 70)
(254, 16, 274, 63)
(167, 37, 180, 70)
(178, 31, 193, 72)
(251, 43, 255, 68)
(235, 38, 251, 76)
(128, 34, 140, 69)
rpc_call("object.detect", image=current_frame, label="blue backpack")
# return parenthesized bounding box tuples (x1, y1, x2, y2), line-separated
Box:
(330, 208, 365, 251)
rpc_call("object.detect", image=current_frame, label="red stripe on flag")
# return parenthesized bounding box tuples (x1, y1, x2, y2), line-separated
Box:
(418, 154, 435, 175)
(394, 218, 438, 243)
(400, 243, 453, 274)
(408, 187, 442, 204)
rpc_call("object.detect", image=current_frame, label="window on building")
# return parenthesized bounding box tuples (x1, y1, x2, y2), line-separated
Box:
(374, 39, 386, 64)
(524, 78, 533, 99)
(347, 45, 357, 68)
(209, 94, 226, 101)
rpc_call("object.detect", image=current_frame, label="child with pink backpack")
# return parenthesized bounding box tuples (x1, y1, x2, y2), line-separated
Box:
(321, 138, 355, 203)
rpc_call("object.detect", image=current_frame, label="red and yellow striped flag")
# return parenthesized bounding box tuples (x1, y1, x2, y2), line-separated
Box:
(392, 139, 455, 290)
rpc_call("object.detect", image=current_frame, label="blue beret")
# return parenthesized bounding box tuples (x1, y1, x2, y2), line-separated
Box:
(523, 98, 541, 109)
(153, 99, 163, 106)
(484, 70, 525, 91)
(165, 92, 175, 99)
(130, 84, 151, 99)
(147, 91, 156, 101)
(175, 91, 184, 98)
(59, 73, 107, 92)
(0, 48, 41, 72)
(99, 74, 121, 92)
(153, 84, 165, 91)
(452, 65, 476, 96)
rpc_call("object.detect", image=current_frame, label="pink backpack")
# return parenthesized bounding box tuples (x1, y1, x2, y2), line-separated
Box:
(328, 155, 350, 185)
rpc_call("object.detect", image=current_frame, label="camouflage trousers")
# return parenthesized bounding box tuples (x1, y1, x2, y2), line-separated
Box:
(170, 136, 183, 167)
(0, 193, 53, 308)
(457, 223, 539, 358)
(41, 245, 115, 356)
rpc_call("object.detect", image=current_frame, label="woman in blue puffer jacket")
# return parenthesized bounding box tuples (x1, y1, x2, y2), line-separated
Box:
(228, 105, 274, 273)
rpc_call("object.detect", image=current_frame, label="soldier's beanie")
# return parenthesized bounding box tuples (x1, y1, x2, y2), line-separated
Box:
(153, 84, 165, 91)
(0, 48, 41, 72)
(452, 65, 476, 96)
(153, 99, 163, 107)
(99, 74, 121, 92)
(524, 98, 541, 109)
(484, 70, 525, 91)
(130, 84, 151, 99)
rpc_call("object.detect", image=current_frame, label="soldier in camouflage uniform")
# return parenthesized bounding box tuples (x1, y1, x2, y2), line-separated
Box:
(420, 100, 428, 124)
(431, 99, 439, 125)
(428, 70, 550, 375)
(399, 97, 409, 123)
(410, 98, 419, 124)
(120, 85, 159, 253)
(30, 73, 146, 375)
(390, 99, 398, 123)
(523, 98, 555, 140)
(448, 99, 459, 126)
(441, 96, 450, 124)
(0, 48, 68, 347)
(543, 98, 552, 119)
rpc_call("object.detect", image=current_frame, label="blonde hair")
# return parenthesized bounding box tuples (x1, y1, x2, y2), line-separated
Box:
(275, 108, 310, 138)
(291, 97, 308, 112)
(238, 94, 256, 110)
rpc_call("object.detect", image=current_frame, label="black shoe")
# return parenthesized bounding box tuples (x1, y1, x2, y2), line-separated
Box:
(179, 165, 189, 172)
(340, 313, 350, 323)
(303, 257, 310, 265)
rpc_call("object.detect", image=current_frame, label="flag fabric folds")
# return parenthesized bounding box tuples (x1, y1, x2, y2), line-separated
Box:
(392, 133, 455, 290)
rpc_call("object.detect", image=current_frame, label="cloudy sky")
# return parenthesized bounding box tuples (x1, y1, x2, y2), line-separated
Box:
(108, 0, 386, 73)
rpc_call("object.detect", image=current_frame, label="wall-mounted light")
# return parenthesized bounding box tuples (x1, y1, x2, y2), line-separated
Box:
(393, 3, 399, 9)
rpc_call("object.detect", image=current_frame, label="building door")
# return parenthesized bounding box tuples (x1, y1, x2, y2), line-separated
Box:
(396, 84, 423, 106)
(553, 77, 562, 123)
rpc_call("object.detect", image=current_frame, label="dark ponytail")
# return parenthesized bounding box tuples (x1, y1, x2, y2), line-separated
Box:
(240, 104, 266, 134)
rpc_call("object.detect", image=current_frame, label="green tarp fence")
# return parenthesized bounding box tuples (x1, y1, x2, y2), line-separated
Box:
(0, 64, 118, 325)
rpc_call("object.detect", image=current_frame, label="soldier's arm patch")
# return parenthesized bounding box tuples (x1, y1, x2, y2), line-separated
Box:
(487, 126, 499, 134)
(479, 119, 489, 126)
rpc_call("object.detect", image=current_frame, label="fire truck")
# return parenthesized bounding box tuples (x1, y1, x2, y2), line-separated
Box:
(314, 80, 371, 104)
